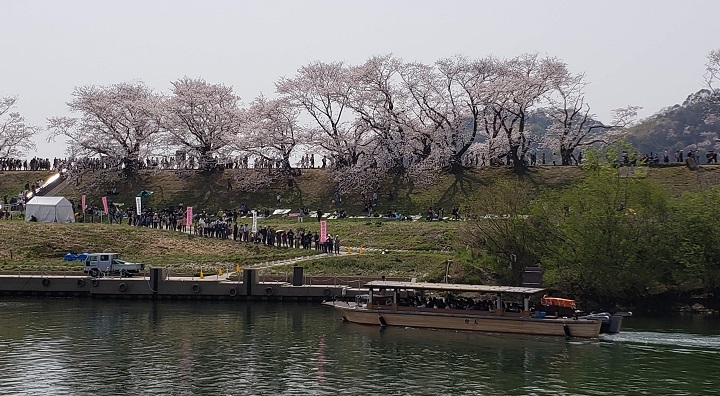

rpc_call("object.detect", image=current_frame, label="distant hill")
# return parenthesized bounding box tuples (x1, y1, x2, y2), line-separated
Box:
(626, 89, 720, 155)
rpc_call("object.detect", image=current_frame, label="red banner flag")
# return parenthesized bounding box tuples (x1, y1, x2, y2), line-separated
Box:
(186, 206, 193, 228)
(320, 220, 327, 243)
(101, 196, 108, 214)
(81, 195, 86, 213)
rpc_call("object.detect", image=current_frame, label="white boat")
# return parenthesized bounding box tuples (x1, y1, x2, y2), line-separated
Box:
(324, 281, 603, 338)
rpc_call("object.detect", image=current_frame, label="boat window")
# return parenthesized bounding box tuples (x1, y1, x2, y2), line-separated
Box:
(399, 293, 501, 311)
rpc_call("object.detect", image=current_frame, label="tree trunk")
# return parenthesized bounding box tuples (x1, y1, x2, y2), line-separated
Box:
(447, 154, 464, 173)
(198, 147, 216, 171)
(122, 157, 140, 176)
(560, 148, 573, 166)
(510, 145, 526, 174)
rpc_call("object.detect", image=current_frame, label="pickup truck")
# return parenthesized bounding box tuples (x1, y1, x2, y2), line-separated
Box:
(83, 253, 145, 277)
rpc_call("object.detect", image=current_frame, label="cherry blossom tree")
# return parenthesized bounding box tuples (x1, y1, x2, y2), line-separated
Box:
(346, 54, 412, 174)
(703, 49, 720, 129)
(399, 56, 497, 172)
(543, 73, 640, 165)
(484, 54, 569, 173)
(162, 77, 243, 171)
(437, 56, 498, 170)
(705, 49, 720, 94)
(243, 95, 302, 171)
(47, 82, 162, 175)
(403, 57, 490, 170)
(0, 95, 39, 158)
(276, 61, 370, 168)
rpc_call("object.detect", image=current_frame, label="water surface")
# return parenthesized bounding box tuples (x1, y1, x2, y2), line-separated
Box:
(0, 299, 717, 395)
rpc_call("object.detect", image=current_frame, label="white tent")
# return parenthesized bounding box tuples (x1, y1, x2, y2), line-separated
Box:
(25, 196, 75, 223)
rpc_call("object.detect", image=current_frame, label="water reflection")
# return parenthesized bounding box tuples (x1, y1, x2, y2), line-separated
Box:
(0, 299, 718, 395)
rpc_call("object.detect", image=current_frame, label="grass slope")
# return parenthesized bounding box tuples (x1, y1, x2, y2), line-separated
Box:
(6, 167, 585, 216)
(6, 165, 717, 216)
(0, 221, 317, 271)
(0, 220, 477, 282)
(0, 170, 54, 201)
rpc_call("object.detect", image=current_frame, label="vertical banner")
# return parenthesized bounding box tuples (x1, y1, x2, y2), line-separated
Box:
(320, 220, 327, 242)
(186, 206, 193, 228)
(135, 196, 142, 215)
(101, 196, 109, 214)
(81, 195, 86, 213)
(251, 210, 258, 233)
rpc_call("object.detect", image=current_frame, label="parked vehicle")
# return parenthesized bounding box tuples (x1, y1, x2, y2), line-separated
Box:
(83, 253, 145, 277)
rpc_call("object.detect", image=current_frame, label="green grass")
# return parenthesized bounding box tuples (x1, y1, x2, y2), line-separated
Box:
(262, 251, 451, 277)
(0, 215, 496, 282)
(0, 221, 315, 269)
(255, 217, 460, 251)
(260, 250, 494, 283)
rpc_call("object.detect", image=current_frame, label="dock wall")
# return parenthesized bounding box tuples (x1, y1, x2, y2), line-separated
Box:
(0, 267, 389, 301)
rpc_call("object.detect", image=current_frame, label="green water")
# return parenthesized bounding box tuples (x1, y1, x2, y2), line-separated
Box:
(0, 298, 717, 395)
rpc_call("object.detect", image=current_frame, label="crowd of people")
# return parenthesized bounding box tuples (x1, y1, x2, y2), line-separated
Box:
(113, 205, 343, 254)
(0, 176, 48, 218)
(396, 295, 524, 312)
(0, 157, 54, 171)
(6, 147, 719, 179)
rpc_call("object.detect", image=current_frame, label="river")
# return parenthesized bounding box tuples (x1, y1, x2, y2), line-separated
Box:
(0, 298, 718, 395)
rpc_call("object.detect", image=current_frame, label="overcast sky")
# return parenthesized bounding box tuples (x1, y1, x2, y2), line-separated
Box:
(2, 0, 719, 159)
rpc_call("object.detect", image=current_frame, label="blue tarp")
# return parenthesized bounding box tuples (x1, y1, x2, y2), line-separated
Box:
(64, 252, 89, 261)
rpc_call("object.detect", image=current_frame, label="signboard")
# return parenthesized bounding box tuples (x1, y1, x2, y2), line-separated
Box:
(135, 196, 142, 215)
(186, 206, 193, 228)
(252, 210, 258, 233)
(101, 196, 108, 214)
(320, 220, 327, 243)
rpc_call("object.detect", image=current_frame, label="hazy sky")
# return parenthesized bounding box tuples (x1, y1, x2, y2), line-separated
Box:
(2, 0, 719, 159)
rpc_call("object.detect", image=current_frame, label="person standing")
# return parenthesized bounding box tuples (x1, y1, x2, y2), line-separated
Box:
(287, 229, 295, 248)
(326, 235, 333, 254)
(334, 235, 340, 255)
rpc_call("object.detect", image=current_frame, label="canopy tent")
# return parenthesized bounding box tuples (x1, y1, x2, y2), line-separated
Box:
(25, 196, 75, 223)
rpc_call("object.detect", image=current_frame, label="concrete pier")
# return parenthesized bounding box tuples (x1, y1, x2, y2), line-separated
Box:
(0, 267, 380, 301)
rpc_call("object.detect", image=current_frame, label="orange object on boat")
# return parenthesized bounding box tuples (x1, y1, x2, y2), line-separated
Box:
(541, 296, 576, 309)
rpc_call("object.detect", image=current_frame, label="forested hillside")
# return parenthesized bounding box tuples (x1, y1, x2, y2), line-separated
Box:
(626, 89, 720, 155)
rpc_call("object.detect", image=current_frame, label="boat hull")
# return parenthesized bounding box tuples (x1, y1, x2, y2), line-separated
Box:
(326, 302, 602, 338)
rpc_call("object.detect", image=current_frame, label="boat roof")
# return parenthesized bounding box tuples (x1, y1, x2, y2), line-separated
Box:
(364, 281, 544, 294)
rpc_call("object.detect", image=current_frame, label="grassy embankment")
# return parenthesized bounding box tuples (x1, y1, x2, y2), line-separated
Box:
(2, 164, 720, 281)
(0, 219, 469, 281)
(0, 166, 575, 281)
